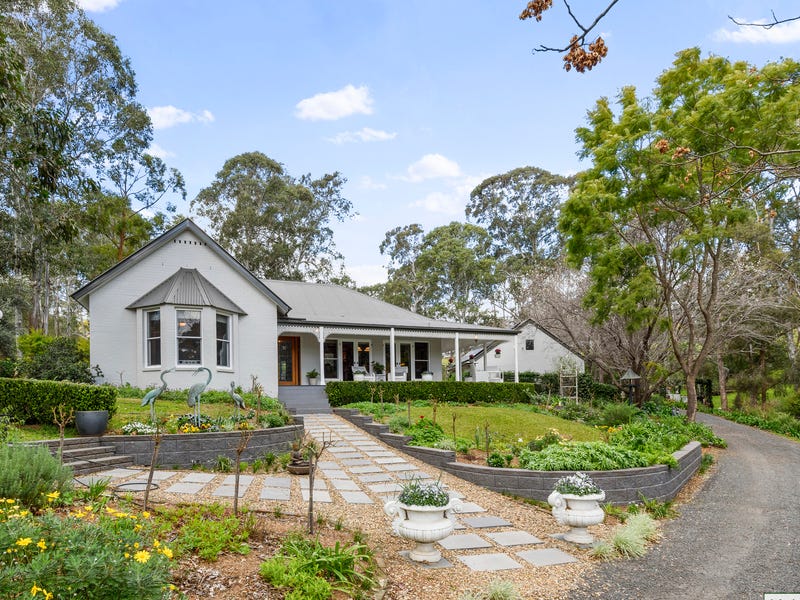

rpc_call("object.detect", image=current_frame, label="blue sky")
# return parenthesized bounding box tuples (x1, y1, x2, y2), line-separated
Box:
(80, 0, 800, 285)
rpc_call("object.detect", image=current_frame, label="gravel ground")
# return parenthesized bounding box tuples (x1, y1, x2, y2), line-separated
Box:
(568, 413, 800, 600)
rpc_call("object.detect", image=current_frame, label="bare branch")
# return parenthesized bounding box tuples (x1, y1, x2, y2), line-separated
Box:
(729, 12, 800, 29)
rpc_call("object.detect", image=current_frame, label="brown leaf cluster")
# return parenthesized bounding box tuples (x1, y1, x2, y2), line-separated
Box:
(563, 36, 608, 72)
(519, 0, 553, 21)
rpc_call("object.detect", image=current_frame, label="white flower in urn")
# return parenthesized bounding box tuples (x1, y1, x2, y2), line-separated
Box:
(548, 472, 605, 545)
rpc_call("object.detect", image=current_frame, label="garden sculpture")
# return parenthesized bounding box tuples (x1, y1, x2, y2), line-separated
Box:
(140, 367, 175, 422)
(187, 367, 212, 426)
(228, 381, 246, 418)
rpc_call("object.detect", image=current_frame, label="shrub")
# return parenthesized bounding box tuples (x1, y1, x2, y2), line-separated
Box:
(0, 377, 117, 424)
(160, 504, 251, 561)
(526, 429, 566, 452)
(19, 336, 100, 383)
(397, 477, 449, 507)
(0, 504, 174, 600)
(325, 381, 538, 406)
(0, 445, 73, 510)
(405, 416, 445, 446)
(518, 441, 650, 471)
(487, 452, 506, 468)
(599, 403, 642, 427)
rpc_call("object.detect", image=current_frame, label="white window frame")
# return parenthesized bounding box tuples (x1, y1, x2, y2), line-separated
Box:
(145, 309, 161, 367)
(176, 308, 202, 366)
(216, 313, 231, 368)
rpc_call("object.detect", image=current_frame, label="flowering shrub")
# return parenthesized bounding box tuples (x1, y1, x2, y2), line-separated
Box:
(122, 421, 157, 435)
(405, 416, 445, 447)
(554, 472, 602, 496)
(397, 477, 450, 507)
(0, 496, 176, 599)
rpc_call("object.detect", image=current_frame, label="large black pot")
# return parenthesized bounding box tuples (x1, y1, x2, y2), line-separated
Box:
(75, 410, 109, 436)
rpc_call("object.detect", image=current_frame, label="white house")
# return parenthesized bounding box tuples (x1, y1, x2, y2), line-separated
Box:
(72, 219, 520, 398)
(462, 318, 584, 378)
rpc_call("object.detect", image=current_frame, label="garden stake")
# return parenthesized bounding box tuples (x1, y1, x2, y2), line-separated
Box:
(304, 433, 334, 535)
(51, 405, 73, 465)
(432, 397, 437, 425)
(144, 421, 163, 511)
(452, 413, 457, 442)
(484, 421, 490, 458)
(378, 386, 384, 405)
(407, 399, 411, 424)
(234, 429, 254, 515)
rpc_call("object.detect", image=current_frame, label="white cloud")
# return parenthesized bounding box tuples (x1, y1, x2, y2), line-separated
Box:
(78, 0, 121, 12)
(147, 106, 215, 130)
(405, 153, 462, 182)
(713, 19, 800, 44)
(348, 264, 388, 286)
(326, 127, 397, 144)
(295, 84, 373, 121)
(358, 176, 387, 191)
(146, 143, 174, 159)
(410, 191, 463, 216)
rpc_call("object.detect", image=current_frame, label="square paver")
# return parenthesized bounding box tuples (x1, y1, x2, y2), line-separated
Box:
(342, 459, 372, 467)
(365, 451, 394, 457)
(458, 553, 522, 572)
(331, 452, 363, 460)
(338, 491, 373, 504)
(75, 475, 113, 487)
(395, 470, 431, 479)
(517, 548, 578, 566)
(212, 485, 247, 498)
(180, 472, 216, 483)
(457, 503, 488, 514)
(384, 463, 416, 472)
(330, 479, 360, 491)
(222, 475, 253, 486)
(298, 478, 327, 490)
(461, 516, 511, 528)
(165, 482, 206, 494)
(486, 531, 543, 546)
(259, 487, 291, 501)
(439, 533, 492, 550)
(301, 489, 331, 502)
(97, 468, 143, 479)
(368, 483, 403, 493)
(349, 465, 383, 473)
(316, 461, 340, 469)
(399, 550, 452, 568)
(321, 469, 350, 479)
(357, 473, 393, 483)
(128, 470, 176, 482)
(375, 457, 406, 464)
(262, 476, 291, 488)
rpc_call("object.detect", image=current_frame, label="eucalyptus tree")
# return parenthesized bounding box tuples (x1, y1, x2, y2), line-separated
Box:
(561, 48, 800, 420)
(192, 151, 353, 281)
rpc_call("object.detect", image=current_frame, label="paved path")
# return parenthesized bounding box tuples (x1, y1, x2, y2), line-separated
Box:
(85, 413, 579, 573)
(569, 413, 800, 600)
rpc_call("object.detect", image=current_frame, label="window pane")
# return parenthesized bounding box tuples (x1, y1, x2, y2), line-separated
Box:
(177, 310, 201, 365)
(216, 314, 230, 367)
(216, 314, 229, 340)
(178, 338, 202, 365)
(146, 310, 161, 366)
(177, 310, 201, 336)
(147, 311, 160, 338)
(324, 340, 338, 379)
(414, 342, 429, 379)
(147, 338, 161, 366)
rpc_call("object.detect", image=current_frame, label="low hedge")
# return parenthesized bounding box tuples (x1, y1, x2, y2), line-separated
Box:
(325, 381, 538, 407)
(501, 371, 620, 403)
(0, 377, 118, 424)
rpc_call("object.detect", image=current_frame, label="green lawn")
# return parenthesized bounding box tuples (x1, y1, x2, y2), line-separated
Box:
(110, 396, 246, 431)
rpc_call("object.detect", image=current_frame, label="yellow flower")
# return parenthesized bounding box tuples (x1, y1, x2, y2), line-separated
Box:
(16, 537, 32, 547)
(45, 491, 59, 501)
(30, 583, 41, 594)
(124, 552, 130, 558)
(153, 539, 160, 547)
(36, 539, 47, 551)
(133, 542, 140, 549)
(133, 550, 151, 563)
(142, 511, 151, 519)
(160, 546, 173, 559)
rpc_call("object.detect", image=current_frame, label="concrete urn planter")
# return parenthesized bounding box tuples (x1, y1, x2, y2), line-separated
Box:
(384, 498, 463, 562)
(74, 410, 109, 436)
(548, 490, 605, 545)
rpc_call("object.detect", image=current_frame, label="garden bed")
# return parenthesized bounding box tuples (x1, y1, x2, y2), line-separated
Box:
(334, 408, 703, 504)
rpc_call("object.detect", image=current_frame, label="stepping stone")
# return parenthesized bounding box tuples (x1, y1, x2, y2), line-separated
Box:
(125, 470, 176, 482)
(439, 533, 492, 550)
(517, 548, 578, 566)
(301, 489, 331, 502)
(328, 446, 356, 453)
(298, 479, 327, 490)
(396, 470, 431, 479)
(458, 553, 523, 572)
(165, 482, 206, 494)
(222, 475, 253, 486)
(330, 479, 360, 491)
(384, 463, 416, 472)
(213, 485, 247, 498)
(260, 487, 291, 501)
(461, 516, 511, 528)
(98, 468, 143, 479)
(457, 503, 488, 514)
(447, 490, 465, 499)
(316, 461, 340, 469)
(342, 460, 373, 467)
(180, 472, 216, 483)
(262, 476, 291, 488)
(375, 457, 406, 464)
(357, 473, 393, 483)
(368, 483, 403, 493)
(366, 451, 394, 457)
(76, 475, 113, 486)
(486, 531, 543, 546)
(331, 452, 363, 460)
(399, 550, 452, 568)
(349, 465, 383, 473)
(321, 469, 350, 479)
(338, 491, 373, 504)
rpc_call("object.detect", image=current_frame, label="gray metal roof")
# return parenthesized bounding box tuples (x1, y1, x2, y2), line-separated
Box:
(127, 268, 246, 314)
(267, 279, 514, 335)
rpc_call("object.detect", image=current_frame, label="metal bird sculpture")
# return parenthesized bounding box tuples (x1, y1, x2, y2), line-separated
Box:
(141, 368, 175, 422)
(229, 381, 246, 419)
(187, 367, 212, 426)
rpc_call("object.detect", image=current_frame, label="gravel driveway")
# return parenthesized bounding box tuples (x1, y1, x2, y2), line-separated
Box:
(569, 413, 800, 600)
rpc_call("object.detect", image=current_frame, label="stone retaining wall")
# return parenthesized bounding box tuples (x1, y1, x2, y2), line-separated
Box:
(100, 421, 304, 468)
(334, 409, 702, 505)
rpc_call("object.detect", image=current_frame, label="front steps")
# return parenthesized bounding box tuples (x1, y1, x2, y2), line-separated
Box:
(31, 437, 135, 476)
(278, 385, 332, 414)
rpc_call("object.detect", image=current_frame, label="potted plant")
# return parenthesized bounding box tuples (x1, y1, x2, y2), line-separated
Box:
(306, 369, 319, 385)
(547, 472, 605, 545)
(421, 370, 434, 381)
(371, 361, 385, 381)
(384, 477, 462, 562)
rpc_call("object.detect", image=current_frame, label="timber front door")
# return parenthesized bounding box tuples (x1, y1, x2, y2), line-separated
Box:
(278, 336, 299, 385)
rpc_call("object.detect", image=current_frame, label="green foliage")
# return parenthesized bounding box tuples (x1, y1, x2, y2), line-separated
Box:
(0, 445, 72, 509)
(259, 531, 377, 598)
(599, 403, 641, 427)
(214, 455, 232, 473)
(710, 407, 800, 439)
(0, 503, 174, 600)
(397, 477, 450, 507)
(699, 453, 714, 474)
(19, 336, 99, 383)
(0, 377, 117, 424)
(158, 504, 251, 561)
(519, 441, 650, 471)
(526, 429, 565, 451)
(460, 578, 522, 600)
(487, 452, 506, 468)
(554, 472, 601, 495)
(387, 414, 410, 433)
(405, 416, 445, 446)
(326, 381, 538, 406)
(638, 495, 678, 519)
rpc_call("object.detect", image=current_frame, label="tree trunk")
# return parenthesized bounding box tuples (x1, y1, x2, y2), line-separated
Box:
(759, 347, 767, 407)
(716, 353, 728, 411)
(685, 372, 698, 422)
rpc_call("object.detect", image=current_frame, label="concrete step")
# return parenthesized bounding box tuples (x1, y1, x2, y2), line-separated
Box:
(279, 385, 332, 414)
(60, 445, 117, 461)
(66, 454, 135, 476)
